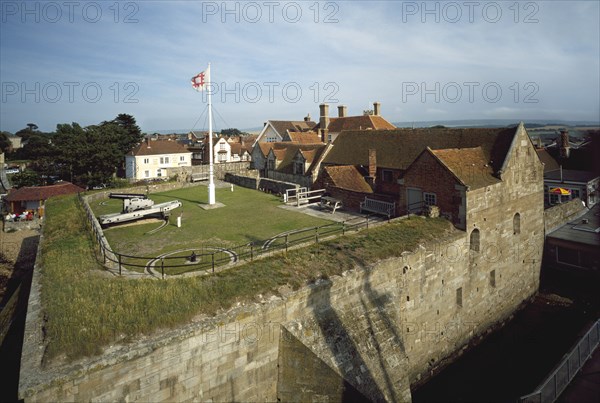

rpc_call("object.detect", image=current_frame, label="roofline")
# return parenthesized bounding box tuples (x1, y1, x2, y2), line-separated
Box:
(499, 123, 525, 176)
(422, 147, 469, 188)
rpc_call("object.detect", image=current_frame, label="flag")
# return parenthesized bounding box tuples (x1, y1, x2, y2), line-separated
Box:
(191, 66, 210, 91)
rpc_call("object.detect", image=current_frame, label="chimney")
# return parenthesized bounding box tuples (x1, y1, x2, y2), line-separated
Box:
(304, 113, 311, 122)
(338, 105, 347, 118)
(559, 129, 570, 159)
(373, 102, 381, 116)
(263, 121, 267, 127)
(145, 137, 151, 148)
(368, 149, 377, 178)
(319, 103, 330, 130)
(365, 149, 377, 188)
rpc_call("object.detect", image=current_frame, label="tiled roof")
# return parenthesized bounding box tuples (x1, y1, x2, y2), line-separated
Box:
(324, 127, 516, 173)
(327, 115, 396, 132)
(429, 147, 500, 189)
(270, 120, 317, 139)
(536, 149, 560, 173)
(268, 143, 328, 175)
(6, 181, 84, 202)
(287, 130, 323, 144)
(128, 140, 190, 156)
(322, 165, 373, 193)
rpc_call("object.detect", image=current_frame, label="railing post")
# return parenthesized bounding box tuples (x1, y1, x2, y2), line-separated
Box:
(315, 227, 319, 243)
(366, 216, 369, 229)
(161, 258, 164, 279)
(250, 242, 254, 261)
(212, 253, 215, 273)
(285, 234, 289, 253)
(342, 222, 345, 236)
(118, 254, 122, 276)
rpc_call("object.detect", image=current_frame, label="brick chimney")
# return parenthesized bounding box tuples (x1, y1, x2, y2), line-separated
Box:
(338, 105, 347, 118)
(364, 149, 377, 188)
(373, 102, 381, 116)
(559, 129, 570, 159)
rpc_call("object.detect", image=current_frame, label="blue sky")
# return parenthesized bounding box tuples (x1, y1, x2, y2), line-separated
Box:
(1, 1, 599, 134)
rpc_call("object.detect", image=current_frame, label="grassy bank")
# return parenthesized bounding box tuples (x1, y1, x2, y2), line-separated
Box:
(41, 194, 453, 361)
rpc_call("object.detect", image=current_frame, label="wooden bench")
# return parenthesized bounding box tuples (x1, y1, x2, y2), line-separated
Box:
(360, 197, 395, 218)
(191, 173, 209, 182)
(320, 196, 342, 214)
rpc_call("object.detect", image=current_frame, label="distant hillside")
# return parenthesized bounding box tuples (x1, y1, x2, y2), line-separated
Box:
(392, 119, 600, 129)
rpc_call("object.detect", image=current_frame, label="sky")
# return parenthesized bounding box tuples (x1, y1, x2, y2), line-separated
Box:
(1, 0, 599, 134)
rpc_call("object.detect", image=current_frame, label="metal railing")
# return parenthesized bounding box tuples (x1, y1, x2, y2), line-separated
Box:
(519, 318, 600, 403)
(79, 193, 377, 278)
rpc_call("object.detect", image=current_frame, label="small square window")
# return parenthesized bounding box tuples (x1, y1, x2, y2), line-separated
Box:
(382, 170, 393, 183)
(424, 192, 437, 206)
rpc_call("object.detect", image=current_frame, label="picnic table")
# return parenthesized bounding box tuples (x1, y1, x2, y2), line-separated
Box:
(320, 196, 342, 214)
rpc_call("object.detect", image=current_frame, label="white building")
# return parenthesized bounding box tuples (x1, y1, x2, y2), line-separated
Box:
(126, 139, 192, 180)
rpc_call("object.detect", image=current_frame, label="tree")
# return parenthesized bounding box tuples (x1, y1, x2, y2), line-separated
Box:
(221, 128, 242, 137)
(0, 131, 12, 153)
(15, 123, 41, 142)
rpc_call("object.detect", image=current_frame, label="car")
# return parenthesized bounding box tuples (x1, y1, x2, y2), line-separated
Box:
(4, 168, 19, 174)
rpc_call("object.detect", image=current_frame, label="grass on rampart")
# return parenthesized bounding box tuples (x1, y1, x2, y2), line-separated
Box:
(41, 193, 453, 361)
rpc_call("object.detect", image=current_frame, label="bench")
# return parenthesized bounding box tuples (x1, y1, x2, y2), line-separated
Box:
(191, 173, 209, 182)
(320, 196, 342, 214)
(360, 197, 395, 218)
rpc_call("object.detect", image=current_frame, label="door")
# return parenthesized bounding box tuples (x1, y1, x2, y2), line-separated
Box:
(407, 188, 423, 213)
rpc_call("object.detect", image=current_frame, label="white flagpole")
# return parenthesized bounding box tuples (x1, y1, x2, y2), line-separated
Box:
(207, 63, 216, 205)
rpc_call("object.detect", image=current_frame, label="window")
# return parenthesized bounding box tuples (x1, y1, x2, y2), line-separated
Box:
(456, 287, 463, 307)
(160, 157, 164, 164)
(180, 156, 185, 162)
(382, 169, 393, 183)
(424, 192, 437, 207)
(513, 213, 521, 235)
(164, 157, 169, 164)
(143, 158, 149, 164)
(267, 159, 275, 171)
(470, 229, 480, 252)
(219, 142, 226, 150)
(218, 153, 227, 163)
(490, 270, 496, 287)
(571, 189, 580, 199)
(157, 169, 162, 177)
(144, 170, 149, 178)
(294, 161, 304, 175)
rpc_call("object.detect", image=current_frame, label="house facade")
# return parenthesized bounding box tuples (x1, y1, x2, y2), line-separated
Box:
(126, 140, 192, 180)
(4, 181, 84, 216)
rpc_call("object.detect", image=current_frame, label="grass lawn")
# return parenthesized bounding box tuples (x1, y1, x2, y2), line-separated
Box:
(41, 193, 455, 361)
(91, 185, 334, 271)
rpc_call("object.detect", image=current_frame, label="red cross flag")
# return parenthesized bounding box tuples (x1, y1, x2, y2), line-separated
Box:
(191, 65, 210, 91)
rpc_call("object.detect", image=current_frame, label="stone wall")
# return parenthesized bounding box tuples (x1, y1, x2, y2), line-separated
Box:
(543, 198, 586, 233)
(224, 172, 260, 190)
(166, 162, 251, 182)
(20, 221, 542, 402)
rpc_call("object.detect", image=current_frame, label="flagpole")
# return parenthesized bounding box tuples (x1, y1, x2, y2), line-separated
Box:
(207, 62, 215, 205)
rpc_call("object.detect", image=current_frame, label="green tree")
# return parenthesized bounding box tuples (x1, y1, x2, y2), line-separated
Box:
(10, 170, 40, 188)
(0, 131, 12, 153)
(221, 128, 242, 136)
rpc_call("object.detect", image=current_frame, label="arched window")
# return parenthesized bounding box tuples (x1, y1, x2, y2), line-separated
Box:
(513, 213, 521, 235)
(470, 229, 480, 252)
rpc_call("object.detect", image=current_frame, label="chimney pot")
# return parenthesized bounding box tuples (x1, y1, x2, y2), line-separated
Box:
(338, 105, 347, 118)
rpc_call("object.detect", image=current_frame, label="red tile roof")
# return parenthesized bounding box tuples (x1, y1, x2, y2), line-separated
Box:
(316, 115, 396, 132)
(324, 127, 517, 173)
(536, 149, 560, 173)
(287, 130, 323, 144)
(322, 165, 373, 193)
(6, 182, 84, 202)
(128, 140, 191, 156)
(429, 147, 500, 189)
